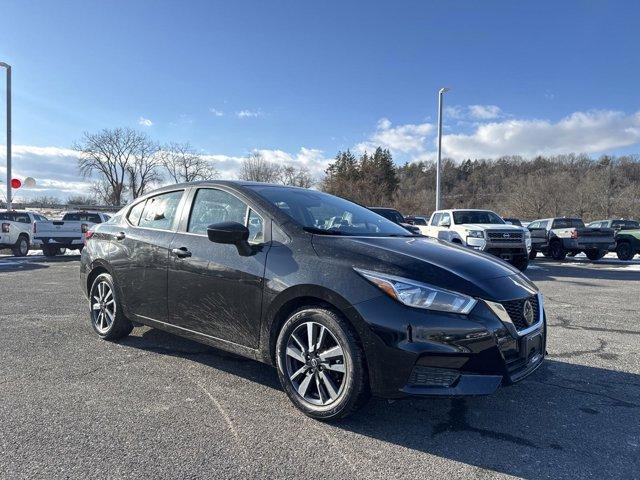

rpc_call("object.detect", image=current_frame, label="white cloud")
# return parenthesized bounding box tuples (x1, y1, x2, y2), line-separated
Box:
(138, 116, 153, 127)
(444, 104, 504, 121)
(442, 110, 640, 159)
(468, 105, 503, 120)
(356, 117, 434, 155)
(253, 147, 330, 179)
(236, 109, 262, 118)
(209, 108, 224, 117)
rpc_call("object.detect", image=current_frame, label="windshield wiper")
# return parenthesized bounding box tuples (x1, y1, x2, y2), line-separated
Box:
(302, 226, 347, 236)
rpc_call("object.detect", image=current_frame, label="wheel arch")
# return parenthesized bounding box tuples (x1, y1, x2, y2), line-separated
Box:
(260, 285, 364, 366)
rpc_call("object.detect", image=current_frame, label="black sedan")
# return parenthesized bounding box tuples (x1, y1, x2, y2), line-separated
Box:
(80, 181, 546, 420)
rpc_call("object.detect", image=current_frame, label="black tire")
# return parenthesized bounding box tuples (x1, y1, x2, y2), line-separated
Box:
(585, 249, 606, 261)
(42, 245, 57, 257)
(512, 257, 529, 272)
(549, 240, 566, 260)
(89, 273, 133, 340)
(616, 242, 634, 261)
(12, 234, 29, 257)
(528, 249, 537, 260)
(275, 307, 370, 420)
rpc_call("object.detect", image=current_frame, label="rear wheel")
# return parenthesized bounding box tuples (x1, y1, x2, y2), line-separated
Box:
(89, 273, 133, 340)
(275, 307, 370, 420)
(549, 240, 566, 260)
(585, 249, 606, 261)
(616, 241, 635, 261)
(12, 235, 29, 257)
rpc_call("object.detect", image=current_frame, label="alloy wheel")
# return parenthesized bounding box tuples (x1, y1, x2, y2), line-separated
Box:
(285, 321, 348, 406)
(91, 281, 116, 334)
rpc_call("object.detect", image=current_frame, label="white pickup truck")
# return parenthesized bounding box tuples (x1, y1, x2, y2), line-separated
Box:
(33, 211, 111, 256)
(423, 209, 532, 271)
(0, 210, 49, 256)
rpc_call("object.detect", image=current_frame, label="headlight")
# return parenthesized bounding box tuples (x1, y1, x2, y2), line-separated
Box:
(355, 268, 477, 314)
(467, 230, 484, 238)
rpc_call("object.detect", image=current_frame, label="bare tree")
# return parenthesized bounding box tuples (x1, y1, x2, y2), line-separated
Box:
(127, 138, 162, 199)
(239, 152, 283, 183)
(159, 142, 217, 183)
(75, 127, 162, 205)
(281, 165, 313, 188)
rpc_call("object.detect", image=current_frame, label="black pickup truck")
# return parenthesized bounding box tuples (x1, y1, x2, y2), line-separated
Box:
(528, 217, 616, 261)
(588, 219, 640, 260)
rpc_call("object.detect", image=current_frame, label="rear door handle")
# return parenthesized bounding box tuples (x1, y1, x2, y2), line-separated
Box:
(115, 232, 126, 240)
(171, 247, 192, 258)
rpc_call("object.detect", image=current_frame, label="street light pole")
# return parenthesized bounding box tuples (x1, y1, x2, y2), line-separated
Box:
(0, 62, 11, 210)
(435, 87, 450, 211)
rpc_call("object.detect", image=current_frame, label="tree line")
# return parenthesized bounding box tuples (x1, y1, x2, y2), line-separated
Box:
(66, 127, 640, 221)
(323, 150, 640, 221)
(74, 127, 311, 206)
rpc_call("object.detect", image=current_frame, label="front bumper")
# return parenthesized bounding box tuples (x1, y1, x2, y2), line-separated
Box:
(348, 292, 546, 398)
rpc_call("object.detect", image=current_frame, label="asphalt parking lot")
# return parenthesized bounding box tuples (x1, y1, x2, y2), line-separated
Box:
(1, 254, 639, 479)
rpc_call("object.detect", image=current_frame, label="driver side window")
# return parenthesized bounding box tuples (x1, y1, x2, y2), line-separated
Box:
(431, 213, 442, 226)
(439, 213, 451, 227)
(188, 188, 264, 243)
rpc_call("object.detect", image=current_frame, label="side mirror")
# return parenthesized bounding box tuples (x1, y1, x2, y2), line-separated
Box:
(207, 221, 252, 256)
(440, 220, 451, 228)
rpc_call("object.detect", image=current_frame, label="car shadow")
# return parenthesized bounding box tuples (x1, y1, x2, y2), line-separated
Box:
(119, 327, 639, 479)
(0, 254, 81, 272)
(527, 258, 640, 282)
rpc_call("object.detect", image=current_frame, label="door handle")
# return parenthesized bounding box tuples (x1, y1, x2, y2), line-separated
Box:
(171, 247, 192, 258)
(115, 231, 126, 240)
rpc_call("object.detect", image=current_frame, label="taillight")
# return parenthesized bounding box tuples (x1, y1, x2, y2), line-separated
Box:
(1, 223, 9, 233)
(571, 229, 579, 239)
(84, 230, 94, 244)
(81, 223, 88, 233)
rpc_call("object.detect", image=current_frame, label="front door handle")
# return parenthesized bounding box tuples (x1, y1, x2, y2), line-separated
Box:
(115, 231, 126, 240)
(171, 247, 192, 258)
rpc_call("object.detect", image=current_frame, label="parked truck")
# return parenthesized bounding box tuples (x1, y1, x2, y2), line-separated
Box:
(587, 219, 640, 260)
(0, 210, 48, 256)
(33, 211, 111, 256)
(422, 209, 531, 271)
(527, 217, 616, 261)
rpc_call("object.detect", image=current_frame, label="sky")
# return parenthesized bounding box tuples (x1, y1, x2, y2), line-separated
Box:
(0, 0, 639, 200)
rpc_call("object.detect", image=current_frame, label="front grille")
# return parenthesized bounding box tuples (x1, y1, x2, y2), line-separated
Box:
(407, 366, 460, 388)
(501, 295, 540, 331)
(487, 231, 524, 243)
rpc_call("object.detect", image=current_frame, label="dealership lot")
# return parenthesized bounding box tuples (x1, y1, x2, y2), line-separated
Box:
(1, 255, 639, 479)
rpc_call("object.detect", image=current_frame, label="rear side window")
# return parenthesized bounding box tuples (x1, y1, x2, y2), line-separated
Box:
(188, 188, 248, 234)
(553, 219, 571, 229)
(63, 212, 102, 223)
(127, 201, 146, 226)
(138, 190, 184, 230)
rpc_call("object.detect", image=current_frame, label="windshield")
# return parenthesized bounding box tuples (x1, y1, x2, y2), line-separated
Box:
(249, 186, 415, 236)
(452, 210, 505, 225)
(370, 208, 404, 224)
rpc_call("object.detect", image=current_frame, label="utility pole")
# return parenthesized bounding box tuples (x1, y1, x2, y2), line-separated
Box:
(0, 62, 11, 210)
(435, 87, 450, 211)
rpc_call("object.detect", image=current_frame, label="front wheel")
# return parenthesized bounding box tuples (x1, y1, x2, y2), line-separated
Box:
(512, 258, 529, 272)
(89, 273, 133, 340)
(528, 249, 537, 260)
(616, 242, 635, 261)
(275, 307, 370, 420)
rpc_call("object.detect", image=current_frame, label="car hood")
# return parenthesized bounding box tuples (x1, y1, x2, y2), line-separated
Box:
(460, 223, 524, 231)
(312, 235, 537, 301)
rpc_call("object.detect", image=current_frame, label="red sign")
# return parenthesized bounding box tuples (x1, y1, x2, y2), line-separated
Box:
(11, 178, 21, 189)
